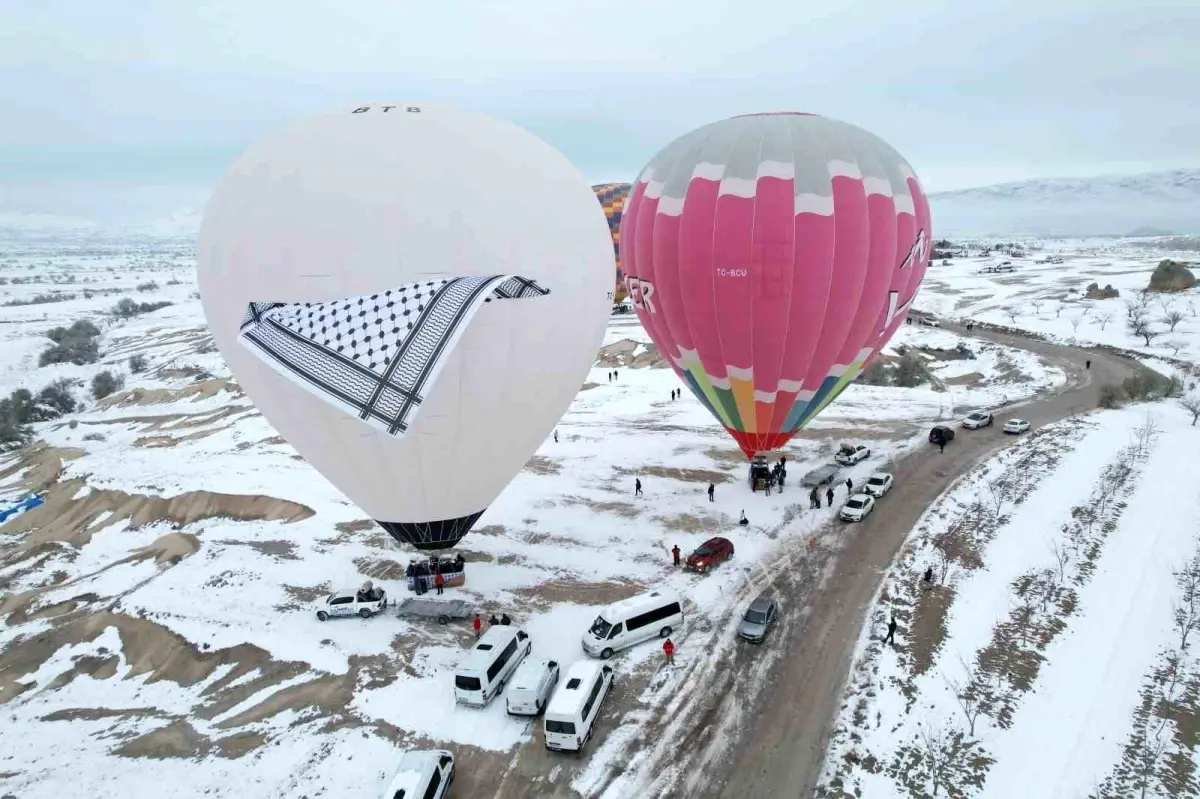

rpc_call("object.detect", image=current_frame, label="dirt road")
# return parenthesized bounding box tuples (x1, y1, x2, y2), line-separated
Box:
(686, 324, 1157, 799)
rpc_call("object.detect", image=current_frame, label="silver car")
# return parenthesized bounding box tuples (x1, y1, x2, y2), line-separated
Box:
(738, 595, 778, 643)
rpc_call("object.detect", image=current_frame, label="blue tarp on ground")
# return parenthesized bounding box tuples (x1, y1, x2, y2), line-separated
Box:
(0, 493, 44, 524)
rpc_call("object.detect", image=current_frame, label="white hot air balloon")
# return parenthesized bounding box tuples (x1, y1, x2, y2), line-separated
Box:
(198, 103, 614, 549)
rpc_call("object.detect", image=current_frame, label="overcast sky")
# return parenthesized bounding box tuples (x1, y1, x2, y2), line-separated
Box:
(1, 0, 1198, 221)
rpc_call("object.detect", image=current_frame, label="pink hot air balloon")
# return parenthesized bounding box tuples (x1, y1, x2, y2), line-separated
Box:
(621, 112, 931, 458)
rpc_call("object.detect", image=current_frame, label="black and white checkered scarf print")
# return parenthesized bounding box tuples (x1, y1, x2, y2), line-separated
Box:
(238, 275, 549, 437)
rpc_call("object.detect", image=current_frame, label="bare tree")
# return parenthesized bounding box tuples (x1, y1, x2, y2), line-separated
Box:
(1049, 537, 1071, 584)
(932, 532, 955, 585)
(1137, 324, 1161, 347)
(1096, 311, 1114, 331)
(983, 478, 1009, 519)
(1007, 308, 1019, 325)
(1172, 553, 1200, 650)
(1055, 303, 1064, 319)
(1070, 314, 1083, 334)
(1180, 393, 1200, 426)
(1189, 299, 1197, 318)
(943, 654, 986, 736)
(1031, 299, 1044, 316)
(916, 721, 954, 797)
(1162, 309, 1186, 332)
(1164, 339, 1186, 356)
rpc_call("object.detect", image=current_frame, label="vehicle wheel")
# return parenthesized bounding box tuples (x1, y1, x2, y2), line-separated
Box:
(600, 648, 614, 660)
(317, 611, 328, 622)
(359, 608, 372, 619)
(437, 615, 450, 625)
(526, 643, 532, 657)
(659, 626, 672, 638)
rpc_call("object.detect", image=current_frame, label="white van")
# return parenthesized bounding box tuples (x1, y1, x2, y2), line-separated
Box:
(581, 589, 684, 659)
(453, 626, 531, 707)
(543, 660, 614, 752)
(506, 658, 560, 717)
(382, 749, 455, 799)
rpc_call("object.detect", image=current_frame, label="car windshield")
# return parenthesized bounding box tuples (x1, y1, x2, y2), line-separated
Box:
(455, 675, 481, 691)
(969, 413, 986, 420)
(847, 499, 865, 509)
(868, 477, 885, 485)
(693, 547, 712, 556)
(744, 609, 767, 624)
(589, 616, 612, 638)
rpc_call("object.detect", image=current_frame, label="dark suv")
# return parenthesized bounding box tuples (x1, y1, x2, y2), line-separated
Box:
(929, 425, 956, 445)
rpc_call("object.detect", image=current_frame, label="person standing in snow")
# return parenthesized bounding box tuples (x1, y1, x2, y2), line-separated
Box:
(938, 439, 946, 454)
(472, 614, 482, 640)
(554, 429, 558, 443)
(434, 572, 445, 595)
(671, 544, 681, 567)
(739, 510, 749, 526)
(663, 638, 676, 665)
(707, 483, 715, 502)
(500, 614, 511, 626)
(1085, 359, 1091, 370)
(884, 615, 898, 646)
(845, 477, 853, 494)
(809, 487, 820, 509)
(825, 487, 834, 507)
(614, 369, 619, 379)
(923, 566, 934, 585)
(635, 478, 643, 497)
(489, 613, 500, 627)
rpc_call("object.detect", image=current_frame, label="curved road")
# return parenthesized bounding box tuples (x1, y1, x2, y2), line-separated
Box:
(683, 322, 1157, 799)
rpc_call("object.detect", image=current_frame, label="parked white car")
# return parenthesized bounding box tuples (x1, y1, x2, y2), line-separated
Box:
(838, 493, 876, 522)
(920, 313, 941, 327)
(315, 585, 387, 621)
(834, 443, 871, 466)
(863, 472, 894, 498)
(961, 410, 994, 429)
(506, 658, 560, 717)
(382, 749, 455, 799)
(1003, 418, 1031, 434)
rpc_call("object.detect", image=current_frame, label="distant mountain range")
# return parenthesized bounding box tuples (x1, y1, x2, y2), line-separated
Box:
(929, 168, 1200, 237)
(2, 169, 1197, 241)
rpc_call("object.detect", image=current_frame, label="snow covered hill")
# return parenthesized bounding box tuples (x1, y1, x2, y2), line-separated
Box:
(930, 169, 1200, 238)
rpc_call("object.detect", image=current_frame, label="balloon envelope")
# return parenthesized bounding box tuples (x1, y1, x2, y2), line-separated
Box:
(198, 103, 613, 549)
(621, 112, 931, 458)
(591, 182, 632, 300)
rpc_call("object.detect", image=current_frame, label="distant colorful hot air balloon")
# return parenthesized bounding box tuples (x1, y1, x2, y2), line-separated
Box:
(592, 182, 631, 301)
(621, 112, 931, 458)
(198, 103, 613, 550)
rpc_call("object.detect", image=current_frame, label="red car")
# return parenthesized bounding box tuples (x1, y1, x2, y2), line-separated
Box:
(685, 537, 735, 573)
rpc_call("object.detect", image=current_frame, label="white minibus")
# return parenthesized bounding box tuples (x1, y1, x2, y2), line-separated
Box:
(453, 626, 531, 706)
(581, 589, 684, 659)
(543, 660, 614, 752)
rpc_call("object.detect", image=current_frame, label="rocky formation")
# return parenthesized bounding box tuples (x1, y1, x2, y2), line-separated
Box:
(1084, 282, 1120, 300)
(1147, 259, 1197, 292)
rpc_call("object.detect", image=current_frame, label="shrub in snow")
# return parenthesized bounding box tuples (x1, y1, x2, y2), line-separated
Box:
(128, 353, 148, 373)
(111, 297, 173, 319)
(38, 320, 101, 367)
(91, 370, 125, 400)
(1098, 384, 1126, 409)
(2, 292, 76, 307)
(37, 378, 78, 417)
(136, 280, 159, 292)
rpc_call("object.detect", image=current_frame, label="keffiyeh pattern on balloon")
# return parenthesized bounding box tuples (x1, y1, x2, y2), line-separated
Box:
(238, 275, 549, 437)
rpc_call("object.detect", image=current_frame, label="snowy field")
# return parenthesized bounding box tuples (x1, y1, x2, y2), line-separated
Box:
(914, 239, 1200, 372)
(0, 236, 1071, 798)
(819, 238, 1200, 799)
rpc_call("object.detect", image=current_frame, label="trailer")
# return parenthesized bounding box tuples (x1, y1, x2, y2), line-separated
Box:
(396, 597, 476, 626)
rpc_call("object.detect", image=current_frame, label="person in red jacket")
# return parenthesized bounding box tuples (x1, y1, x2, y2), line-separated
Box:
(663, 638, 676, 665)
(434, 572, 445, 595)
(472, 614, 482, 639)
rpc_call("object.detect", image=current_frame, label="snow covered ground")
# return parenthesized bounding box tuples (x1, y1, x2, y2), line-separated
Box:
(914, 240, 1200, 371)
(819, 239, 1200, 799)
(0, 237, 1070, 798)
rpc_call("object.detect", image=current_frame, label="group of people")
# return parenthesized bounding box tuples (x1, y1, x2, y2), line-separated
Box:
(809, 476, 855, 509)
(471, 612, 513, 638)
(606, 369, 620, 381)
(406, 553, 467, 595)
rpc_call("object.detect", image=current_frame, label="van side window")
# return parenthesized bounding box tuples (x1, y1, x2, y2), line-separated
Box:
(626, 601, 681, 632)
(607, 623, 624, 640)
(486, 638, 518, 683)
(422, 768, 442, 799)
(580, 673, 605, 722)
